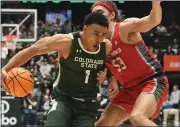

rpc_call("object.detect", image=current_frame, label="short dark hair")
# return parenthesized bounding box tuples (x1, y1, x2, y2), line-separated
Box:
(83, 12, 109, 28)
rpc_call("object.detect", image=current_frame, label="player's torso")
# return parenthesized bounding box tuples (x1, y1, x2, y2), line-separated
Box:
(106, 23, 163, 88)
(53, 32, 106, 98)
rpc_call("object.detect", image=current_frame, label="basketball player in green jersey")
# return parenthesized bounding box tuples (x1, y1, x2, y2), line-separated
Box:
(1, 12, 112, 126)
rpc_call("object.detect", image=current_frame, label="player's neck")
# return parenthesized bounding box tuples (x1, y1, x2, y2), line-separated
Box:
(80, 32, 89, 51)
(108, 21, 116, 40)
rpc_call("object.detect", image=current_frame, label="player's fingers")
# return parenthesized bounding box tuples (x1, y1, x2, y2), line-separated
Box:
(1, 80, 10, 93)
(108, 87, 118, 95)
(98, 71, 104, 76)
(108, 89, 118, 99)
(97, 77, 102, 85)
(97, 73, 103, 80)
(104, 68, 107, 73)
(97, 81, 101, 86)
(1, 70, 10, 92)
(108, 90, 116, 97)
(2, 70, 9, 79)
(107, 89, 113, 97)
(97, 79, 103, 86)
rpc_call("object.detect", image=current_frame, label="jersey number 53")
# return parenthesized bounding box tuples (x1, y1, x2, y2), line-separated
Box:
(111, 57, 127, 72)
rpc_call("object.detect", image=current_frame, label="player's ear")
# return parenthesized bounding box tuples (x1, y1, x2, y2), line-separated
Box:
(110, 12, 115, 21)
(83, 25, 87, 31)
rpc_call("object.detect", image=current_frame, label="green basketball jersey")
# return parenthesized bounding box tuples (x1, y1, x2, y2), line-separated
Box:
(52, 32, 106, 100)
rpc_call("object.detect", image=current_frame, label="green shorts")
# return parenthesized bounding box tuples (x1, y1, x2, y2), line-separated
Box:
(45, 98, 99, 127)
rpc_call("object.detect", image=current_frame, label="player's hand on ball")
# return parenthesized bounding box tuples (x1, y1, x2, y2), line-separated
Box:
(1, 67, 34, 97)
(1, 69, 10, 92)
(97, 68, 107, 85)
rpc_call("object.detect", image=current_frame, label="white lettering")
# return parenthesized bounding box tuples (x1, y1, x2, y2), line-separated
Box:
(75, 57, 78, 61)
(81, 63, 84, 67)
(79, 58, 83, 62)
(90, 59, 93, 63)
(74, 57, 104, 69)
(110, 48, 121, 57)
(1, 100, 17, 125)
(170, 62, 180, 68)
(72, 97, 85, 102)
(94, 64, 97, 69)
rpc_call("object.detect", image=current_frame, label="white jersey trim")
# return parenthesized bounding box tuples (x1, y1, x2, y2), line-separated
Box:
(78, 38, 100, 54)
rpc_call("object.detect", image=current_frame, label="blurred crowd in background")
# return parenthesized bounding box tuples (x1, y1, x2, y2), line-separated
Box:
(1, 18, 180, 126)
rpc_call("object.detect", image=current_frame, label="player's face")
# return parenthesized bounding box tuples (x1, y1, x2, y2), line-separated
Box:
(92, 5, 113, 22)
(83, 24, 108, 51)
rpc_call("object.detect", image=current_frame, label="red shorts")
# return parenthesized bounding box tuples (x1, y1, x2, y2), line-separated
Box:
(111, 76, 169, 118)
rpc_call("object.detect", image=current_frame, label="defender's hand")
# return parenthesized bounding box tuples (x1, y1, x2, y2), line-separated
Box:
(108, 77, 119, 99)
(97, 68, 107, 85)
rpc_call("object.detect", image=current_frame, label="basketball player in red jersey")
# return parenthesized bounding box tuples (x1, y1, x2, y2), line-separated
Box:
(92, 1, 169, 126)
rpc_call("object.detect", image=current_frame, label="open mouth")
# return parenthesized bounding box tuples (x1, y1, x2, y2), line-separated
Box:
(93, 44, 98, 48)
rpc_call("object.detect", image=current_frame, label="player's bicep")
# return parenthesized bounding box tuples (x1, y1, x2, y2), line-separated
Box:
(124, 17, 157, 33)
(27, 37, 54, 56)
(47, 34, 72, 54)
(30, 34, 71, 55)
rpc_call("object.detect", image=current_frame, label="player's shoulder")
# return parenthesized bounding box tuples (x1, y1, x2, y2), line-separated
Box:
(103, 39, 112, 55)
(51, 33, 72, 41)
(51, 34, 73, 47)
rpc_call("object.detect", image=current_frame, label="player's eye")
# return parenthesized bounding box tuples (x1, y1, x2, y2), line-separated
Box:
(94, 32, 100, 36)
(102, 34, 106, 37)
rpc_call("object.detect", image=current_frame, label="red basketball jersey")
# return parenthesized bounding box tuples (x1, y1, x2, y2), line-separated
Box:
(106, 23, 164, 88)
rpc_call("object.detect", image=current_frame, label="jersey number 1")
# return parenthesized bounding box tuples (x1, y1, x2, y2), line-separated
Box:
(85, 70, 90, 84)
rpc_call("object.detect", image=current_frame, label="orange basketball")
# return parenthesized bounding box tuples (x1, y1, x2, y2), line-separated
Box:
(4, 67, 34, 97)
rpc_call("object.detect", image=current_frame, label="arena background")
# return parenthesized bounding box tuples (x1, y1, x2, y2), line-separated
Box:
(1, 1, 180, 126)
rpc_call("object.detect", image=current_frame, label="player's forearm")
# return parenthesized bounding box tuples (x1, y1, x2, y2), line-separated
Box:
(149, 1, 162, 25)
(3, 48, 34, 72)
(109, 76, 117, 83)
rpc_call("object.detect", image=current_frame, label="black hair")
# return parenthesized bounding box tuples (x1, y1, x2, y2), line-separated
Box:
(91, 1, 125, 22)
(83, 12, 109, 28)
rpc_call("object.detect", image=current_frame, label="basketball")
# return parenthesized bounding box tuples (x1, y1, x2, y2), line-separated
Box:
(4, 67, 34, 97)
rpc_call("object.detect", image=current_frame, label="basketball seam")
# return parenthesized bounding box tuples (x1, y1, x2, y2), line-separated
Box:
(6, 71, 29, 86)
(5, 73, 16, 96)
(10, 70, 29, 95)
(16, 68, 34, 93)
(12, 75, 16, 97)
(16, 68, 33, 93)
(17, 71, 34, 84)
